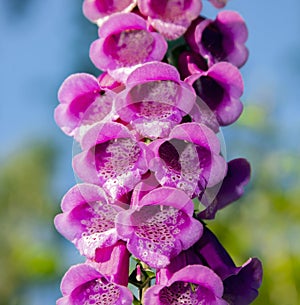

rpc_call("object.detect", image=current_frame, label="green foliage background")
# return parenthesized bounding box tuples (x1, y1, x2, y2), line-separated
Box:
(0, 143, 62, 304)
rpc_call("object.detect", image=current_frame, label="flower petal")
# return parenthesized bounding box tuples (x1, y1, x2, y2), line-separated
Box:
(223, 258, 263, 305)
(54, 184, 123, 259)
(55, 73, 115, 139)
(199, 158, 251, 219)
(116, 187, 202, 268)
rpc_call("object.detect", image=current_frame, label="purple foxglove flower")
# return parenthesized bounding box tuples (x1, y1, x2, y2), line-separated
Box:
(55, 73, 116, 141)
(199, 158, 251, 219)
(57, 262, 133, 305)
(186, 62, 244, 126)
(73, 122, 148, 200)
(209, 0, 228, 8)
(144, 265, 227, 305)
(115, 187, 203, 268)
(185, 11, 248, 68)
(54, 183, 126, 260)
(148, 122, 227, 198)
(115, 61, 196, 139)
(194, 228, 263, 305)
(157, 226, 263, 305)
(82, 0, 137, 25)
(90, 13, 168, 82)
(137, 0, 202, 40)
(178, 50, 208, 79)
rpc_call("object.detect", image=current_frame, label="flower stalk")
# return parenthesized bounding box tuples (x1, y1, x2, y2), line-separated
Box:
(54, 1, 263, 304)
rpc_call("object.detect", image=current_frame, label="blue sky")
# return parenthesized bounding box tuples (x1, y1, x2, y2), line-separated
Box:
(0, 0, 299, 303)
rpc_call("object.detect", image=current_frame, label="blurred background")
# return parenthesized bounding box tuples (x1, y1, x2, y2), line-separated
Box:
(0, 0, 299, 304)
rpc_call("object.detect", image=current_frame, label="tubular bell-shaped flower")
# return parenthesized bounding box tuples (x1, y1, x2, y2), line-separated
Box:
(82, 0, 137, 25)
(185, 11, 248, 68)
(137, 0, 202, 40)
(90, 13, 168, 81)
(54, 73, 116, 140)
(115, 61, 196, 139)
(148, 122, 227, 198)
(57, 261, 133, 305)
(54, 183, 125, 260)
(186, 62, 244, 126)
(115, 187, 203, 269)
(72, 122, 148, 200)
(157, 226, 263, 305)
(144, 265, 227, 305)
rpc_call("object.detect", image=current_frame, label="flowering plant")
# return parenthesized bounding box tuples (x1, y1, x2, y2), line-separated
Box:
(54, 1, 262, 304)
